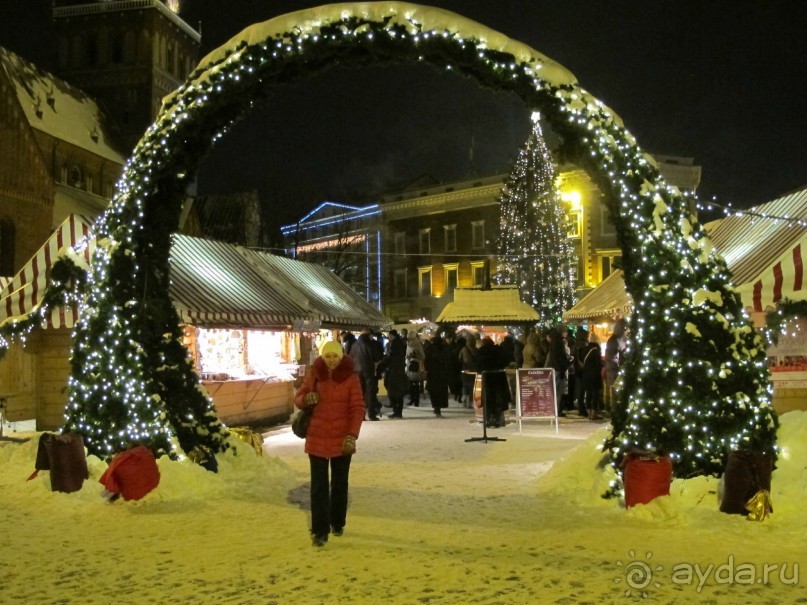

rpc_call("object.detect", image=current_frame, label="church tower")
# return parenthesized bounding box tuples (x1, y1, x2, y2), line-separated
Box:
(52, 0, 200, 152)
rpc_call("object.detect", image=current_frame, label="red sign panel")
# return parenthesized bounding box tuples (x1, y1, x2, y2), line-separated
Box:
(516, 368, 557, 418)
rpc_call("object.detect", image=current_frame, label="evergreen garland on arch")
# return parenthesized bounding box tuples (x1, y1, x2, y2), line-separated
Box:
(59, 3, 775, 478)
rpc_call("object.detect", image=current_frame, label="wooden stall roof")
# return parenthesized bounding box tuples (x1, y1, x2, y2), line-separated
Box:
(0, 214, 390, 331)
(563, 185, 807, 321)
(436, 286, 540, 324)
(563, 270, 630, 322)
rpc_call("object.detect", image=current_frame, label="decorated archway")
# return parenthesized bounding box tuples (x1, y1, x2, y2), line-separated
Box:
(65, 3, 776, 476)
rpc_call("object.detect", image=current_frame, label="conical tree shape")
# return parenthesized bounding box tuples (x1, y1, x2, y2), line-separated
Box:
(496, 113, 576, 326)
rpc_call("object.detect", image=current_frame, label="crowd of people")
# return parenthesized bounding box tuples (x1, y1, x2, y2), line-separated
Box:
(294, 320, 628, 546)
(327, 320, 628, 425)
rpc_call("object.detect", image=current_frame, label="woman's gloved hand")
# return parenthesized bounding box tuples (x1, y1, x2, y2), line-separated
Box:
(303, 392, 319, 407)
(342, 435, 357, 455)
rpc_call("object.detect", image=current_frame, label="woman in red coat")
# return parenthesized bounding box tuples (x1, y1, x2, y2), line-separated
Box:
(294, 340, 365, 547)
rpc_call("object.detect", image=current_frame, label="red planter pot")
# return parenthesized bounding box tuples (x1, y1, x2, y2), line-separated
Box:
(623, 454, 673, 508)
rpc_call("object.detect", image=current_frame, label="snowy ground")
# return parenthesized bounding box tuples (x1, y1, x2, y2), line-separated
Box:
(1, 401, 805, 604)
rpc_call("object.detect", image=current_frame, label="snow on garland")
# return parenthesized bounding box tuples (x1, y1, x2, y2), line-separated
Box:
(60, 2, 775, 479)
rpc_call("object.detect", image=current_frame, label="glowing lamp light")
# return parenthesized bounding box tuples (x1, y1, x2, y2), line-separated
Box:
(561, 190, 582, 210)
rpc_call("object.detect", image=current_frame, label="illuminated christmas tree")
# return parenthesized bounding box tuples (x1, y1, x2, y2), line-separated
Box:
(496, 113, 576, 326)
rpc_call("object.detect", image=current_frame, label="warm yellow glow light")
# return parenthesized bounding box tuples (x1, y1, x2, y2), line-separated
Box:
(561, 190, 582, 210)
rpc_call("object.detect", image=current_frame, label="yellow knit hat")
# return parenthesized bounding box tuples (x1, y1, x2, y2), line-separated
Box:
(319, 340, 344, 358)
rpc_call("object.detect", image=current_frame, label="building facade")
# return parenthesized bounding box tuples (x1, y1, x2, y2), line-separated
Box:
(0, 1, 202, 276)
(282, 156, 701, 325)
(281, 202, 383, 310)
(52, 0, 200, 153)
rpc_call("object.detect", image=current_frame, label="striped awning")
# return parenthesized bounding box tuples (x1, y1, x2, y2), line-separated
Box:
(0, 214, 95, 329)
(249, 252, 390, 330)
(0, 218, 390, 332)
(168, 236, 313, 329)
(563, 270, 631, 321)
(436, 286, 540, 324)
(169, 235, 389, 330)
(563, 185, 807, 320)
(710, 187, 807, 312)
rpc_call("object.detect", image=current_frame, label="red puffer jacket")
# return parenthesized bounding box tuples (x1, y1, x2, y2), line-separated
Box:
(294, 355, 365, 458)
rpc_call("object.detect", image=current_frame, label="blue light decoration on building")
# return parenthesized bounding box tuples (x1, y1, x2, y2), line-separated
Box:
(280, 201, 383, 310)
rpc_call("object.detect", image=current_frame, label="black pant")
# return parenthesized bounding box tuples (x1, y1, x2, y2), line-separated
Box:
(408, 380, 421, 405)
(359, 372, 378, 418)
(462, 372, 476, 405)
(309, 454, 352, 538)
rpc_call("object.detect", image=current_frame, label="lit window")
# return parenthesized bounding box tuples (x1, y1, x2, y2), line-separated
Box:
(471, 261, 486, 287)
(418, 267, 432, 297)
(567, 209, 582, 238)
(444, 264, 458, 293)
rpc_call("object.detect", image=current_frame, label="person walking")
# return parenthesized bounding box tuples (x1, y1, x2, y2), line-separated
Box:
(294, 341, 365, 547)
(383, 330, 408, 418)
(424, 334, 452, 417)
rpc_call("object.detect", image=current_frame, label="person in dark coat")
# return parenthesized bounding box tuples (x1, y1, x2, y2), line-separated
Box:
(458, 333, 479, 408)
(349, 329, 382, 420)
(578, 335, 604, 419)
(544, 328, 571, 417)
(449, 336, 466, 403)
(476, 337, 510, 427)
(405, 332, 425, 406)
(424, 334, 452, 417)
(499, 334, 516, 366)
(383, 330, 408, 418)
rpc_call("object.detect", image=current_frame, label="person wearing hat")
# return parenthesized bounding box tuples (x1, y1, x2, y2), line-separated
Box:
(294, 340, 365, 547)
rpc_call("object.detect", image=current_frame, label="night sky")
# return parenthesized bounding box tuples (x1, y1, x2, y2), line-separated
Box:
(1, 1, 805, 230)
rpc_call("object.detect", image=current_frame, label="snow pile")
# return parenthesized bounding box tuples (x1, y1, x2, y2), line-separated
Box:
(770, 410, 807, 516)
(534, 411, 807, 525)
(1, 433, 298, 505)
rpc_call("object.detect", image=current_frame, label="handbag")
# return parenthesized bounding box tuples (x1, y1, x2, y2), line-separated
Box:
(292, 377, 317, 439)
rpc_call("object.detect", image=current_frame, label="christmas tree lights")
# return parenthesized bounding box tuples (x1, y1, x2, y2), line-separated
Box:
(495, 112, 576, 326)
(18, 3, 770, 476)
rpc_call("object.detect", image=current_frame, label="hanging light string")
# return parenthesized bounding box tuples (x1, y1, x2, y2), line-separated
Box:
(696, 197, 807, 227)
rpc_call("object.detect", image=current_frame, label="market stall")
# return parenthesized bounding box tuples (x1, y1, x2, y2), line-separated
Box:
(0, 215, 390, 430)
(563, 185, 807, 413)
(436, 285, 540, 422)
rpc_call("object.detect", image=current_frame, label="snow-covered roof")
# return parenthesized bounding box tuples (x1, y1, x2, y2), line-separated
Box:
(436, 286, 540, 324)
(0, 47, 125, 164)
(563, 270, 631, 321)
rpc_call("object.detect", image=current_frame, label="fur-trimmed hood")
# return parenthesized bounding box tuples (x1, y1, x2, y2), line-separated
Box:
(312, 353, 356, 383)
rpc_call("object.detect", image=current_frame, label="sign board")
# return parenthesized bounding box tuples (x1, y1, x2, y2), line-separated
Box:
(515, 368, 558, 433)
(768, 319, 807, 387)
